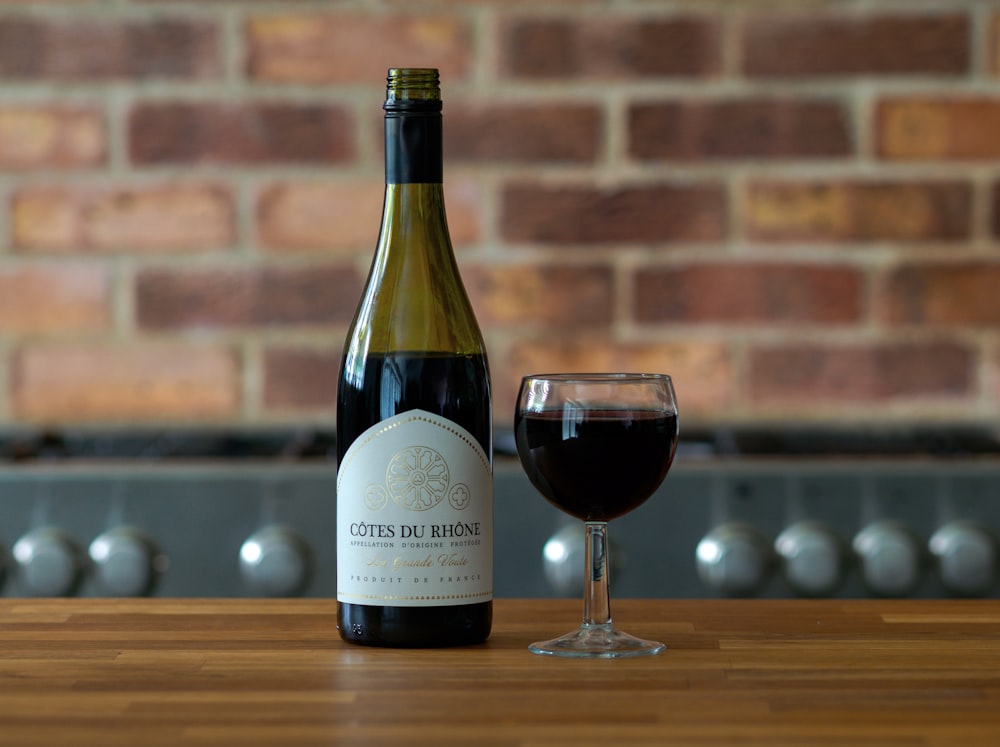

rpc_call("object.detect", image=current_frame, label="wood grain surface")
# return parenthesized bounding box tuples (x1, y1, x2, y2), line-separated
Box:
(0, 598, 999, 746)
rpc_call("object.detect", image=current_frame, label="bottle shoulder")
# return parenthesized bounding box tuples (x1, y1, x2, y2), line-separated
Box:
(344, 183, 486, 355)
(347, 283, 486, 355)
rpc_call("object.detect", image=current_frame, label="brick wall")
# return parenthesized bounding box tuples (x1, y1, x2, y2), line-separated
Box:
(0, 0, 998, 429)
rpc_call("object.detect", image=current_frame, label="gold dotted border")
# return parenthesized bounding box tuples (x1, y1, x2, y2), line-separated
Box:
(338, 591, 494, 602)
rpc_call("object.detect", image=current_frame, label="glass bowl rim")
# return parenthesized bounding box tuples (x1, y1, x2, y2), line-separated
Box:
(520, 372, 673, 384)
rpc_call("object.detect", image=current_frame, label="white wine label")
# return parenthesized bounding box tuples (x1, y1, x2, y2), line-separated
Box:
(337, 409, 493, 606)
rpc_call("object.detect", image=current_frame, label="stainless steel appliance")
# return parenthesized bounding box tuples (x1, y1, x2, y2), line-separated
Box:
(0, 428, 997, 599)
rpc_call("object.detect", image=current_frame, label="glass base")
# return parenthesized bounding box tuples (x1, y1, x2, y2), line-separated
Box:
(528, 623, 665, 659)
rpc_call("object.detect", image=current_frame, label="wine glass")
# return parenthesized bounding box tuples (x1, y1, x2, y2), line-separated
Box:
(514, 373, 679, 658)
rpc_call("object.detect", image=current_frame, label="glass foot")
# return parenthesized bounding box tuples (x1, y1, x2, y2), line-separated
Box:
(528, 623, 665, 659)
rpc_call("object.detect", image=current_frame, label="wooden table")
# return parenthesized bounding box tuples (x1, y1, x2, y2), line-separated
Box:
(1, 598, 999, 746)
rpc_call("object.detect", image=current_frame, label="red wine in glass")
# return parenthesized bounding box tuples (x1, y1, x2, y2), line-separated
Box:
(515, 373, 678, 658)
(515, 409, 678, 522)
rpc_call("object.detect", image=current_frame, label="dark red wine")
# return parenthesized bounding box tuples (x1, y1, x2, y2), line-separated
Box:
(337, 351, 492, 647)
(515, 409, 677, 522)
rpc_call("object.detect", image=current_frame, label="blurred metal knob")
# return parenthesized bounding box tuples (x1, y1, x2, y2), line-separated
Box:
(696, 522, 772, 597)
(774, 521, 847, 598)
(90, 527, 164, 597)
(13, 528, 83, 597)
(853, 520, 923, 597)
(541, 524, 622, 598)
(240, 526, 312, 597)
(929, 520, 997, 598)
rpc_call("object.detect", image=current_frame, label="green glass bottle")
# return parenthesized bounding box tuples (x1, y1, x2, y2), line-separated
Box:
(336, 68, 493, 647)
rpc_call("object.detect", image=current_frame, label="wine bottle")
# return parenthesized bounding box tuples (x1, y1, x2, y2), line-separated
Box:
(335, 68, 493, 647)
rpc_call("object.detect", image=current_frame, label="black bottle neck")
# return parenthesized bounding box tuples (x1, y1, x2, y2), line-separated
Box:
(384, 107, 443, 185)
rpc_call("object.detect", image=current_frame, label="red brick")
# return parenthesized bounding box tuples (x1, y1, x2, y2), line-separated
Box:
(13, 184, 235, 252)
(263, 348, 338, 412)
(463, 264, 613, 327)
(256, 178, 481, 252)
(748, 341, 975, 404)
(500, 16, 722, 79)
(135, 264, 362, 330)
(257, 182, 382, 253)
(12, 345, 239, 422)
(880, 262, 1000, 327)
(0, 106, 104, 169)
(441, 178, 485, 247)
(501, 183, 726, 245)
(742, 13, 969, 77)
(0, 264, 108, 334)
(878, 98, 1000, 160)
(129, 103, 354, 165)
(745, 181, 971, 242)
(246, 14, 471, 83)
(0, 17, 219, 80)
(635, 263, 862, 325)
(446, 102, 601, 163)
(629, 99, 850, 161)
(994, 183, 1000, 238)
(502, 340, 733, 417)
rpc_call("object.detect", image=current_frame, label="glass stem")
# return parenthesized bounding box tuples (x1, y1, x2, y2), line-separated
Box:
(583, 521, 612, 627)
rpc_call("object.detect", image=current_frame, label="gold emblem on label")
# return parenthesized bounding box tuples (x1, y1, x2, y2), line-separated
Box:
(364, 484, 389, 511)
(386, 446, 450, 511)
(448, 483, 471, 510)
